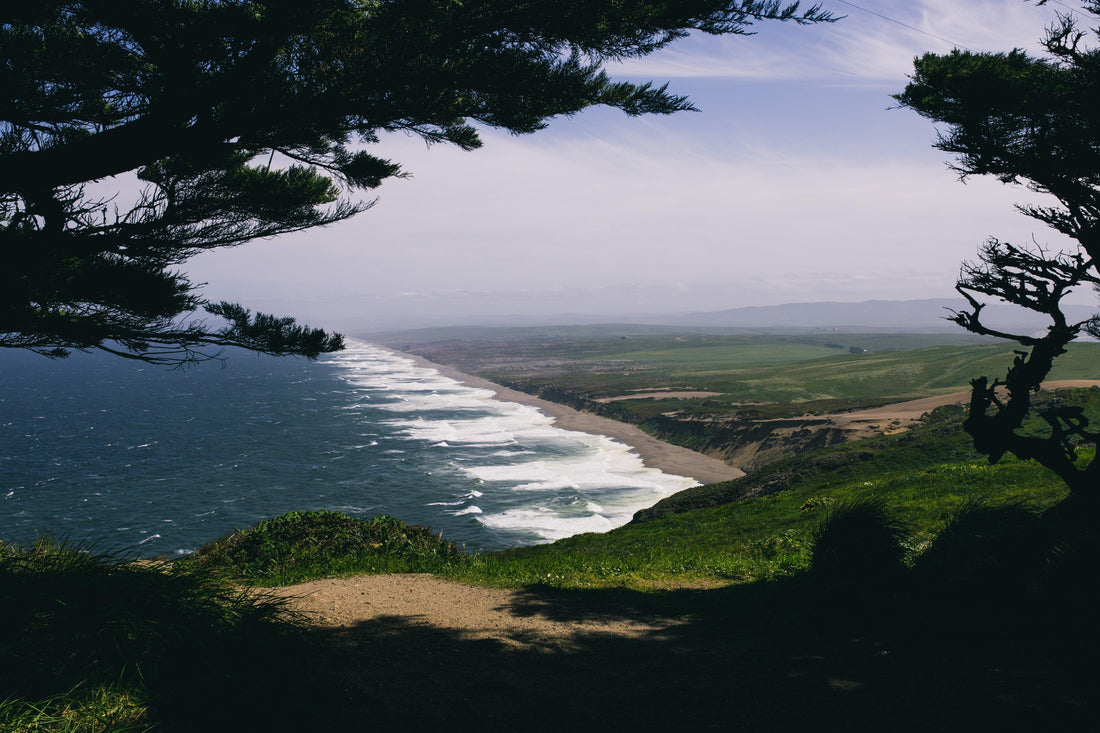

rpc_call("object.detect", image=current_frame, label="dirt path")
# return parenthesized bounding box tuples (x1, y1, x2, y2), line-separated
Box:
(829, 379, 1100, 435)
(595, 391, 724, 402)
(269, 574, 676, 649)
(259, 569, 1086, 732)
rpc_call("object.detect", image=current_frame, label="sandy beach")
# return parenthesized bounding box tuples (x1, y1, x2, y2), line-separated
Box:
(399, 351, 743, 485)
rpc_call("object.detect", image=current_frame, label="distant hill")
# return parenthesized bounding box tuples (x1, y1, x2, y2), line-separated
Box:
(366, 298, 1096, 342)
(652, 298, 1096, 333)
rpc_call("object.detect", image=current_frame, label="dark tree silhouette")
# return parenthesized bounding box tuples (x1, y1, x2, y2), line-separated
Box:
(1, 0, 834, 366)
(895, 0, 1100, 495)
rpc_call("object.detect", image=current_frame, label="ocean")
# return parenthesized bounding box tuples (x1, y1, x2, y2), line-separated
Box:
(1, 340, 697, 557)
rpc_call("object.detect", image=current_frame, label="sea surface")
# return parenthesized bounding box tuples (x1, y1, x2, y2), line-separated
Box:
(1, 340, 697, 557)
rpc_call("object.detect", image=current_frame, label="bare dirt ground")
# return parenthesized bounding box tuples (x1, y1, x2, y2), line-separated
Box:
(261, 570, 1086, 731)
(269, 573, 675, 648)
(265, 575, 774, 731)
(595, 391, 724, 402)
(826, 379, 1100, 438)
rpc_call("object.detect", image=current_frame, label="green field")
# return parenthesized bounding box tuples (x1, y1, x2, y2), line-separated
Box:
(400, 333, 1100, 466)
(480, 337, 1100, 402)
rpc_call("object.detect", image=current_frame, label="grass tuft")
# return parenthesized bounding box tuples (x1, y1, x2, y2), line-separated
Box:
(0, 683, 149, 733)
(810, 497, 911, 582)
(913, 498, 1046, 591)
(179, 510, 465, 584)
(0, 538, 281, 696)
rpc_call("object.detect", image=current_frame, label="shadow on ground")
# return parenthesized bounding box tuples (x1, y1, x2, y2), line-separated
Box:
(4, 503, 1099, 732)
(305, 573, 1095, 733)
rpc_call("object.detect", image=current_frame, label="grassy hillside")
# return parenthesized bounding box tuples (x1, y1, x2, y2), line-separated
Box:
(403, 332, 1100, 459)
(478, 338, 1100, 406)
(445, 401, 1086, 589)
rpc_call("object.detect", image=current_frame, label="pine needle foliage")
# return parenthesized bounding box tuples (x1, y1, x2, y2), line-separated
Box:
(1, 0, 835, 366)
(896, 1, 1100, 495)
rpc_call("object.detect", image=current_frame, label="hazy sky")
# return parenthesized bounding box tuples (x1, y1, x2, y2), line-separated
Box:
(186, 0, 1086, 332)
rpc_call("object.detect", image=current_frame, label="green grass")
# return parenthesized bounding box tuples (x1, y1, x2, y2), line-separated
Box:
(0, 684, 149, 733)
(441, 451, 1074, 590)
(177, 511, 465, 585)
(589, 341, 843, 369)
(458, 331, 988, 363)
(462, 395, 1087, 589)
(481, 337, 1100, 409)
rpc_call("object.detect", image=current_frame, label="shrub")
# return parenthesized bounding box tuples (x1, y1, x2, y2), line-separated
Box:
(181, 510, 465, 583)
(913, 499, 1046, 594)
(810, 497, 910, 582)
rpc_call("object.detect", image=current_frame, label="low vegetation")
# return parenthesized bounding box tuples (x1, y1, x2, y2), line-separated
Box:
(399, 331, 1100, 409)
(178, 511, 465, 585)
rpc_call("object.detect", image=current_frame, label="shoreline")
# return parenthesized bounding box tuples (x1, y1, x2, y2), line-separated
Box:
(397, 350, 744, 485)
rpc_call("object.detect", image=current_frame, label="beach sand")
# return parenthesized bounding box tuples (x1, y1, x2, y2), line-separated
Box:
(399, 352, 743, 485)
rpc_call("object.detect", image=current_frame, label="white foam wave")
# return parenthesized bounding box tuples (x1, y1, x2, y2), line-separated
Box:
(382, 416, 522, 446)
(478, 509, 617, 541)
(327, 340, 700, 545)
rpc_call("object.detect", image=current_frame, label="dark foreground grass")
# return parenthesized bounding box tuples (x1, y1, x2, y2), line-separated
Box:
(0, 539, 351, 733)
(8, 496, 1098, 731)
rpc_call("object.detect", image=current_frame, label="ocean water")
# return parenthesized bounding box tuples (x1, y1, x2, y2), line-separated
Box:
(1, 340, 696, 556)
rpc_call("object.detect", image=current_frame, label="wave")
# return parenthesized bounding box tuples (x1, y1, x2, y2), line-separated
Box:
(331, 340, 699, 546)
(1, 339, 697, 557)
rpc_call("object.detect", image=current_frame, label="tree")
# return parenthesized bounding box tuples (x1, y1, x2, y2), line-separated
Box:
(1, 0, 834, 366)
(894, 0, 1100, 496)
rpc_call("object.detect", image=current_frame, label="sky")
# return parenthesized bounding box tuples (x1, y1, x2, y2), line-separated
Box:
(186, 0, 1089, 332)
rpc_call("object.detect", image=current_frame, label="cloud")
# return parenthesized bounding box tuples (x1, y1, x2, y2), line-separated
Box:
(189, 119, 1064, 323)
(185, 2, 1087, 327)
(612, 0, 1061, 83)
